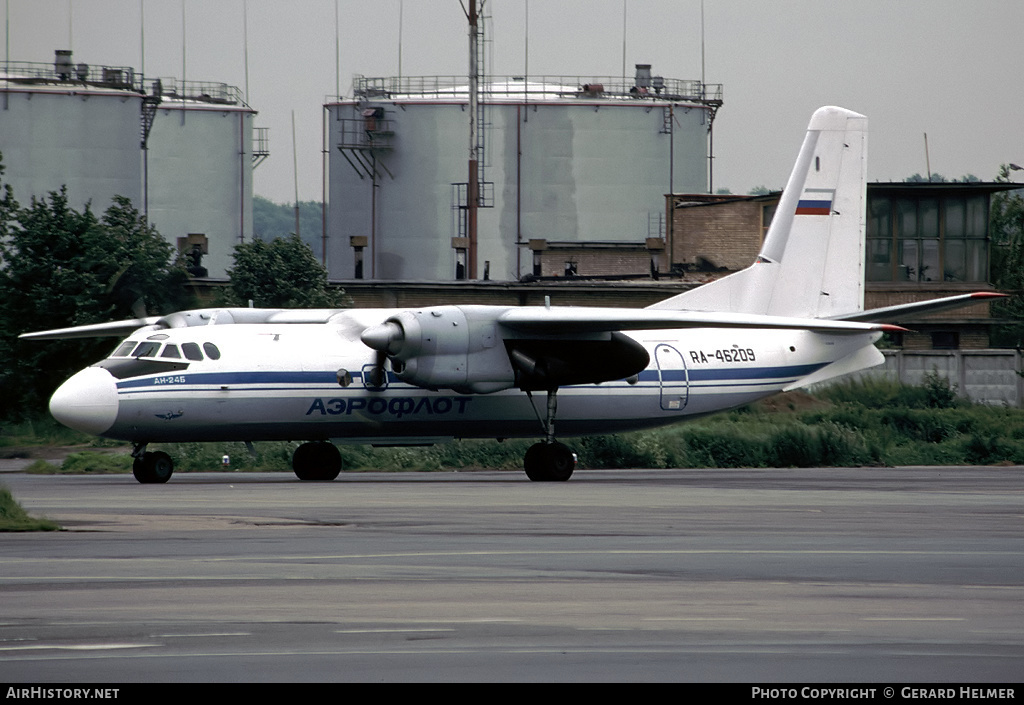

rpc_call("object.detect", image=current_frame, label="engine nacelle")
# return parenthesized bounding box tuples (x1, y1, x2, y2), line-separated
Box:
(361, 306, 516, 393)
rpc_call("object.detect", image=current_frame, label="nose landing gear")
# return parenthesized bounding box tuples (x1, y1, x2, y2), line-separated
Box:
(131, 445, 173, 484)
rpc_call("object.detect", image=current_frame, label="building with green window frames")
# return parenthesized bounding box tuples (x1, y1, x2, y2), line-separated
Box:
(867, 184, 994, 285)
(864, 182, 1017, 350)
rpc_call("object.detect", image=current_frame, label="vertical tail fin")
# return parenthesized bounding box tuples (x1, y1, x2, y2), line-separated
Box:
(649, 106, 868, 318)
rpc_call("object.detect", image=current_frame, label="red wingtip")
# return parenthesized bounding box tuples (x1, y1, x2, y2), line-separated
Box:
(880, 324, 911, 333)
(970, 292, 1009, 299)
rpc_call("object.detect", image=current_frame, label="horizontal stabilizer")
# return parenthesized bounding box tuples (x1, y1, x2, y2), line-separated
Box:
(829, 292, 1007, 323)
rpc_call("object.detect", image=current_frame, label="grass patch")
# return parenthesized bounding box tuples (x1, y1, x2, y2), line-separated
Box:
(60, 452, 133, 474)
(155, 439, 533, 473)
(0, 417, 116, 450)
(22, 452, 133, 474)
(22, 459, 60, 473)
(0, 485, 60, 531)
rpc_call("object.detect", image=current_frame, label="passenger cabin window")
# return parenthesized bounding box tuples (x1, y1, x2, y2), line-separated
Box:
(182, 343, 204, 361)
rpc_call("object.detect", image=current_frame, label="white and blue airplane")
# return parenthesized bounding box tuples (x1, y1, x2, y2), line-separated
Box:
(22, 106, 1001, 483)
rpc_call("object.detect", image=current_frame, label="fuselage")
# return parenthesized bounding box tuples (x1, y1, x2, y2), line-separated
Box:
(48, 308, 877, 446)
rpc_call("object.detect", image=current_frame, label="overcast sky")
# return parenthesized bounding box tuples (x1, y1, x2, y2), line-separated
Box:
(8, 0, 1024, 203)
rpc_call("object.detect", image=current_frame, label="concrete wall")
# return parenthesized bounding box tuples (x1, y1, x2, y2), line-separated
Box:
(870, 349, 1023, 407)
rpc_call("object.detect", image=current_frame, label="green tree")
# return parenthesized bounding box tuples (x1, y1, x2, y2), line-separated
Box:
(224, 234, 347, 308)
(0, 170, 194, 418)
(0, 156, 16, 240)
(904, 173, 980, 183)
(904, 172, 947, 183)
(990, 164, 1024, 347)
(253, 196, 325, 260)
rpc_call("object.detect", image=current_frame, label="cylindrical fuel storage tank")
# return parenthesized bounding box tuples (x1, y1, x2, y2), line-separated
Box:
(0, 57, 142, 213)
(325, 73, 720, 282)
(145, 79, 255, 279)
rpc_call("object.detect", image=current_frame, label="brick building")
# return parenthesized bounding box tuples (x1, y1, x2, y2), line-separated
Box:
(524, 239, 665, 279)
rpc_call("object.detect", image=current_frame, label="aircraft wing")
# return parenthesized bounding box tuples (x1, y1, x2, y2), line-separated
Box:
(827, 292, 1007, 323)
(18, 307, 354, 341)
(18, 318, 163, 341)
(497, 307, 901, 336)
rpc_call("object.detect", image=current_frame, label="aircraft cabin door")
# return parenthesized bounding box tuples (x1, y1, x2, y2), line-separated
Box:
(655, 344, 689, 411)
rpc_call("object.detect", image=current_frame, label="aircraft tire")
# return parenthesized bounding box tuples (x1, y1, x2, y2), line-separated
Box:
(524, 442, 576, 482)
(292, 441, 342, 481)
(132, 451, 174, 484)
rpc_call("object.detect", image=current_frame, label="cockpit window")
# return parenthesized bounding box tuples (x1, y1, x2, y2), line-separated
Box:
(203, 342, 222, 360)
(161, 344, 182, 359)
(131, 342, 161, 358)
(113, 341, 136, 357)
(182, 343, 203, 361)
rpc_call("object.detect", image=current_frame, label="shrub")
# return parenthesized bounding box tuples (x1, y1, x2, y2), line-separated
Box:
(0, 485, 60, 531)
(60, 452, 132, 474)
(681, 426, 767, 468)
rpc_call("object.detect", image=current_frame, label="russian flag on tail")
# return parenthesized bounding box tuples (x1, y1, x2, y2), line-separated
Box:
(795, 188, 835, 215)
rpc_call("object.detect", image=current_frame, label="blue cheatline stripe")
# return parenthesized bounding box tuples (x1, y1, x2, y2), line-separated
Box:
(691, 362, 827, 381)
(117, 370, 354, 390)
(115, 363, 829, 393)
(640, 362, 826, 384)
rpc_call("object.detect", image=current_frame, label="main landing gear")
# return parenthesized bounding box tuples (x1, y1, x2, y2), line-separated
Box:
(292, 441, 342, 481)
(524, 441, 576, 482)
(523, 388, 577, 482)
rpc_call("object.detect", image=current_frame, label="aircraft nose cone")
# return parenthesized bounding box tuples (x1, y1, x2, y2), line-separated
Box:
(49, 367, 119, 435)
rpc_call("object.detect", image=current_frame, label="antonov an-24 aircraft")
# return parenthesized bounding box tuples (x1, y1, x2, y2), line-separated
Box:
(23, 106, 1002, 483)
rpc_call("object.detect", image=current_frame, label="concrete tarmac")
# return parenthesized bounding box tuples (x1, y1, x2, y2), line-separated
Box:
(0, 466, 1021, 683)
